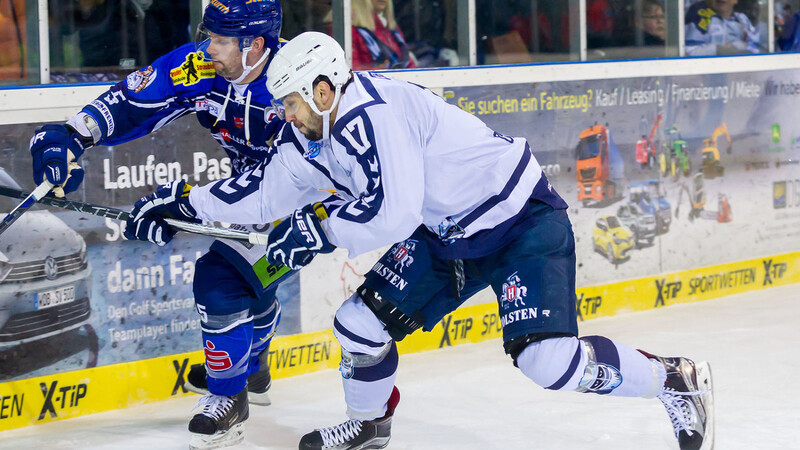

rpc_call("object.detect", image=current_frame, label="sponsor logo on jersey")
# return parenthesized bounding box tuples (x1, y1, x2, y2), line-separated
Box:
(214, 128, 270, 152)
(500, 272, 527, 310)
(370, 261, 408, 291)
(204, 340, 233, 371)
(170, 52, 214, 87)
(126, 65, 156, 93)
(90, 99, 115, 136)
(499, 307, 549, 327)
(234, 116, 245, 129)
(391, 239, 417, 273)
(206, 99, 222, 118)
(304, 140, 323, 159)
(195, 99, 209, 111)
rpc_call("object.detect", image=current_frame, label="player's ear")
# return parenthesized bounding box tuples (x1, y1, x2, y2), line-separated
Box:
(252, 36, 265, 53)
(314, 80, 334, 109)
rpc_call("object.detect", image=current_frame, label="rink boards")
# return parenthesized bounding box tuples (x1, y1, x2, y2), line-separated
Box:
(1, 250, 797, 431)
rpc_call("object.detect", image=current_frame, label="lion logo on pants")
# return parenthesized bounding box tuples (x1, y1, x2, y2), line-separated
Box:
(501, 272, 527, 309)
(392, 239, 417, 273)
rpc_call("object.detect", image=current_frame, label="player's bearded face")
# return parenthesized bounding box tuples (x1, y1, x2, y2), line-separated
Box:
(282, 94, 323, 141)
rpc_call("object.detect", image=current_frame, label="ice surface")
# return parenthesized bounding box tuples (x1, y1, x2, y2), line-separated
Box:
(2, 285, 798, 449)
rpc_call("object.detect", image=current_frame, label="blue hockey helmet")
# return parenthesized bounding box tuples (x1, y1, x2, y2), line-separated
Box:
(196, 0, 282, 55)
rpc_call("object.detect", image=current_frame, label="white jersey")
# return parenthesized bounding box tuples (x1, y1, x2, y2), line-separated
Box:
(189, 72, 566, 259)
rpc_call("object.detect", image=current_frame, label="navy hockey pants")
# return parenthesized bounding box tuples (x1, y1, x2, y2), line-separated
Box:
(193, 250, 281, 396)
(363, 201, 579, 345)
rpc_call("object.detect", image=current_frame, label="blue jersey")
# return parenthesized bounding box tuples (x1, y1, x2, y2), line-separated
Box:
(78, 42, 288, 291)
(81, 43, 283, 175)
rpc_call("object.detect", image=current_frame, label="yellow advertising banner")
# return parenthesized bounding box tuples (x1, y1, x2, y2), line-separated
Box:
(2, 251, 796, 431)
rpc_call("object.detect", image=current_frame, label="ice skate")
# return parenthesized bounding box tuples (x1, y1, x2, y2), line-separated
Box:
(650, 355, 715, 450)
(188, 387, 249, 450)
(184, 349, 272, 406)
(299, 386, 400, 450)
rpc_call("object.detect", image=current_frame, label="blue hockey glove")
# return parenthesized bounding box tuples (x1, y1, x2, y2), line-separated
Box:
(30, 124, 88, 196)
(123, 216, 177, 247)
(123, 180, 199, 246)
(266, 204, 333, 270)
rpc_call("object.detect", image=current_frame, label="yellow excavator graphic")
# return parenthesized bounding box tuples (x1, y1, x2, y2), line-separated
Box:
(701, 123, 732, 178)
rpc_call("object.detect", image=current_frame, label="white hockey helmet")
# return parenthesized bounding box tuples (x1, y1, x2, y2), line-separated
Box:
(266, 31, 350, 116)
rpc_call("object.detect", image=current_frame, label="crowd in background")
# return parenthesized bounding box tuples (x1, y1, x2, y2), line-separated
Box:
(2, 0, 800, 84)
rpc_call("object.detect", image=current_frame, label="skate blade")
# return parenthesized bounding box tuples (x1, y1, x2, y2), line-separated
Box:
(247, 391, 271, 406)
(696, 361, 715, 450)
(189, 423, 245, 450)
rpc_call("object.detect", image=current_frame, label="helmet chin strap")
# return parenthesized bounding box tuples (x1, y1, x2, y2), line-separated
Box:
(232, 47, 271, 84)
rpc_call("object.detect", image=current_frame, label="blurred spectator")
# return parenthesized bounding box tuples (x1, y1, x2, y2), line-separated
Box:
(0, 0, 26, 81)
(587, 0, 616, 48)
(776, 2, 800, 51)
(350, 0, 416, 70)
(685, 0, 760, 55)
(611, 0, 666, 51)
(635, 0, 666, 46)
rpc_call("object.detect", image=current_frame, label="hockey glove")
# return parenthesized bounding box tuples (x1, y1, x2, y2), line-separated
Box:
(30, 124, 88, 197)
(266, 204, 333, 270)
(124, 180, 199, 246)
(123, 216, 177, 247)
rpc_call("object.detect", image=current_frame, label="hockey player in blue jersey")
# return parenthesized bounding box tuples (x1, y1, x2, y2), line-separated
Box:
(130, 32, 715, 450)
(28, 1, 290, 448)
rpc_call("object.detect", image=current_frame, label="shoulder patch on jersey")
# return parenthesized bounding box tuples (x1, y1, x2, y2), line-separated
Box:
(126, 65, 157, 93)
(170, 52, 215, 87)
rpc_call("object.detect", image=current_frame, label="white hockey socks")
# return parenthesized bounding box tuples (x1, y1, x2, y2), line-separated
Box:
(333, 293, 398, 420)
(517, 335, 666, 398)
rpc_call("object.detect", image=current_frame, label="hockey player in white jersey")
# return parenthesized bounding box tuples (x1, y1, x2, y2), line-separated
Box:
(129, 32, 714, 450)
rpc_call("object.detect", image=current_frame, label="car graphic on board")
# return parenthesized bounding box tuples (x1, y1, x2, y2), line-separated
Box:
(593, 215, 634, 263)
(0, 167, 92, 348)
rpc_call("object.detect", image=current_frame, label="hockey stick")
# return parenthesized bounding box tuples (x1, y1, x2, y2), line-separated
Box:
(0, 184, 271, 245)
(0, 180, 54, 237)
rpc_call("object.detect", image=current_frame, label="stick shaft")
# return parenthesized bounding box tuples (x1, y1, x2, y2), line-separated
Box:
(0, 180, 53, 236)
(0, 185, 259, 242)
